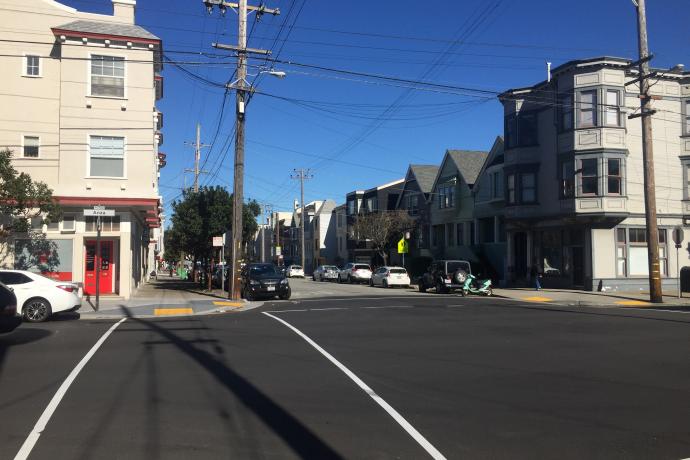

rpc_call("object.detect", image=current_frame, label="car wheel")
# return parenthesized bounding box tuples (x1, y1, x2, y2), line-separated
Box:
(244, 288, 254, 301)
(279, 287, 291, 300)
(418, 282, 426, 293)
(23, 298, 52, 323)
(485, 287, 493, 296)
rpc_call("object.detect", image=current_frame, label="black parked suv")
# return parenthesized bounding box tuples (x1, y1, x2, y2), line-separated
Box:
(0, 281, 21, 333)
(419, 260, 472, 294)
(240, 263, 291, 301)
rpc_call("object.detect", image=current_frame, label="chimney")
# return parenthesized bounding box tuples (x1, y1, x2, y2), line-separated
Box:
(294, 200, 299, 210)
(112, 0, 136, 24)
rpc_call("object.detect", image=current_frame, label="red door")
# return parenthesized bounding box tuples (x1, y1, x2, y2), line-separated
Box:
(84, 241, 114, 295)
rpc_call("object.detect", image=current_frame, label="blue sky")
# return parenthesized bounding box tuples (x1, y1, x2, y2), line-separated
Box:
(61, 0, 688, 219)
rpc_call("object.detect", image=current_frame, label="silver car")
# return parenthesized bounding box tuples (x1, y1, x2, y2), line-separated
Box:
(313, 265, 339, 282)
(338, 263, 372, 284)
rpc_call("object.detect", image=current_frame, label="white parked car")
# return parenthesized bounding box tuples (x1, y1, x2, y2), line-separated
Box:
(338, 263, 372, 284)
(313, 265, 339, 282)
(286, 265, 304, 278)
(370, 266, 411, 288)
(0, 270, 81, 322)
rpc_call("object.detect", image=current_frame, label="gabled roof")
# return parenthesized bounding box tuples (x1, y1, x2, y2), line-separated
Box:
(446, 149, 489, 187)
(53, 20, 160, 41)
(472, 136, 505, 193)
(409, 165, 439, 194)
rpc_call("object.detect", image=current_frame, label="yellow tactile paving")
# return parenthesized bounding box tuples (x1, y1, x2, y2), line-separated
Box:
(523, 296, 554, 302)
(154, 308, 194, 315)
(615, 300, 651, 306)
(212, 301, 243, 307)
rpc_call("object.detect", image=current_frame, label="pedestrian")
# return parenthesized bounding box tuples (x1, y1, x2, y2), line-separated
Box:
(530, 259, 542, 291)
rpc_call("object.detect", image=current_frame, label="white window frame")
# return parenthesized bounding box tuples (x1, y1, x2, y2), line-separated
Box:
(21, 134, 40, 159)
(684, 100, 690, 136)
(87, 134, 127, 179)
(520, 172, 536, 204)
(88, 53, 127, 99)
(22, 53, 42, 77)
(577, 89, 598, 128)
(605, 89, 623, 127)
(61, 215, 76, 233)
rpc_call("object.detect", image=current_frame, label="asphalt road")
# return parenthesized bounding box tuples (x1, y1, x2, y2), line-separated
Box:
(2, 280, 690, 459)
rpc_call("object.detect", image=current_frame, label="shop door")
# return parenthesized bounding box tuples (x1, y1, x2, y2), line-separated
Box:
(572, 246, 584, 286)
(84, 241, 114, 295)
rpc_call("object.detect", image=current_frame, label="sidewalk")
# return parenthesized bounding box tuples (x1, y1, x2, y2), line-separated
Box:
(494, 287, 690, 309)
(78, 274, 249, 319)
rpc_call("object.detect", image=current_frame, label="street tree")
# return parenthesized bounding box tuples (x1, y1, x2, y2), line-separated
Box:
(169, 186, 260, 286)
(350, 210, 415, 266)
(0, 149, 61, 269)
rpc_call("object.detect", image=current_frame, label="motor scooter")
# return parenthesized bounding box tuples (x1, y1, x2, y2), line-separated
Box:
(460, 273, 492, 296)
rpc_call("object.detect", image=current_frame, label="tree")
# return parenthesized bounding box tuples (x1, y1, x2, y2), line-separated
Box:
(168, 186, 260, 285)
(0, 149, 61, 269)
(350, 210, 416, 266)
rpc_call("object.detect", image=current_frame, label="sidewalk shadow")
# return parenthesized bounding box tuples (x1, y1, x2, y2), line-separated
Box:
(147, 279, 230, 300)
(119, 306, 343, 459)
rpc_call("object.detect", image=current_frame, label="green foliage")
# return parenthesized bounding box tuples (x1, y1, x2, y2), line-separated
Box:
(168, 186, 260, 261)
(0, 148, 61, 238)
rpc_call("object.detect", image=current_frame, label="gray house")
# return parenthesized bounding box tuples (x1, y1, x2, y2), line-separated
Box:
(393, 164, 439, 265)
(428, 149, 488, 263)
(499, 56, 690, 291)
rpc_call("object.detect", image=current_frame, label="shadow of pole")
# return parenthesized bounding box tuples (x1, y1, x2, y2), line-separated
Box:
(119, 306, 344, 459)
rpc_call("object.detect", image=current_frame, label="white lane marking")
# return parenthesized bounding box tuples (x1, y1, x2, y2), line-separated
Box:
(262, 312, 447, 460)
(362, 305, 413, 309)
(309, 307, 349, 311)
(14, 318, 127, 460)
(268, 308, 309, 313)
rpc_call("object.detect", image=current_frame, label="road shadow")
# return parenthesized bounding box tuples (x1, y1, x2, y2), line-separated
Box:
(119, 306, 344, 459)
(0, 328, 53, 382)
(148, 278, 229, 300)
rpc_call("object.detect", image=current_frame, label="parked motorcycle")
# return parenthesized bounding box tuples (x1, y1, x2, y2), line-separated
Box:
(459, 272, 492, 296)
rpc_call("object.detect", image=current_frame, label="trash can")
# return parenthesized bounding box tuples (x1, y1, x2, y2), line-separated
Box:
(680, 266, 690, 293)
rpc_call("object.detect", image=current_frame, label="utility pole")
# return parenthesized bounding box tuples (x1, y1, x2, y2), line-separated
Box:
(260, 203, 273, 262)
(630, 0, 662, 303)
(291, 168, 313, 271)
(184, 123, 210, 192)
(203, 0, 279, 300)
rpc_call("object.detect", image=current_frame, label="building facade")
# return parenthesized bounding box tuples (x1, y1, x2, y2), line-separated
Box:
(499, 56, 690, 290)
(0, 0, 163, 298)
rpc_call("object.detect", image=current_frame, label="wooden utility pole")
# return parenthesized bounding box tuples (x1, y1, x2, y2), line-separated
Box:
(204, 0, 279, 300)
(184, 123, 210, 192)
(631, 0, 662, 303)
(291, 168, 313, 271)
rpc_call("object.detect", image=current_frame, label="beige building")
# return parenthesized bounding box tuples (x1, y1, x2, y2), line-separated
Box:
(499, 57, 690, 291)
(0, 0, 164, 298)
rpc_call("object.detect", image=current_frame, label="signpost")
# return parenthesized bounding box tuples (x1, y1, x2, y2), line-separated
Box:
(398, 237, 409, 267)
(83, 206, 115, 310)
(673, 226, 684, 298)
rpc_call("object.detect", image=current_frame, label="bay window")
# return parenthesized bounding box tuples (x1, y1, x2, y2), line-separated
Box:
(520, 173, 536, 203)
(580, 158, 598, 195)
(89, 135, 125, 177)
(577, 90, 597, 128)
(505, 111, 538, 148)
(91, 55, 125, 98)
(559, 94, 573, 132)
(438, 183, 455, 209)
(684, 100, 690, 135)
(607, 158, 622, 195)
(506, 174, 516, 204)
(561, 161, 574, 198)
(605, 89, 622, 127)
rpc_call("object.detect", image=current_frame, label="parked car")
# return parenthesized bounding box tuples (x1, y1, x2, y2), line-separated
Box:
(313, 265, 339, 282)
(338, 263, 372, 284)
(418, 260, 473, 294)
(0, 281, 21, 333)
(370, 266, 411, 288)
(286, 265, 304, 278)
(240, 263, 291, 301)
(0, 270, 81, 322)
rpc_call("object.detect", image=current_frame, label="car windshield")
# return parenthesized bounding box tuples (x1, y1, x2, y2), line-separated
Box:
(355, 264, 370, 270)
(250, 265, 278, 276)
(446, 261, 471, 273)
(390, 268, 407, 274)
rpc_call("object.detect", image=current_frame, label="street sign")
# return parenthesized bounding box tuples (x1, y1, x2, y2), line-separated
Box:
(212, 236, 223, 247)
(672, 226, 684, 246)
(84, 208, 115, 217)
(397, 238, 409, 254)
(275, 246, 282, 256)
